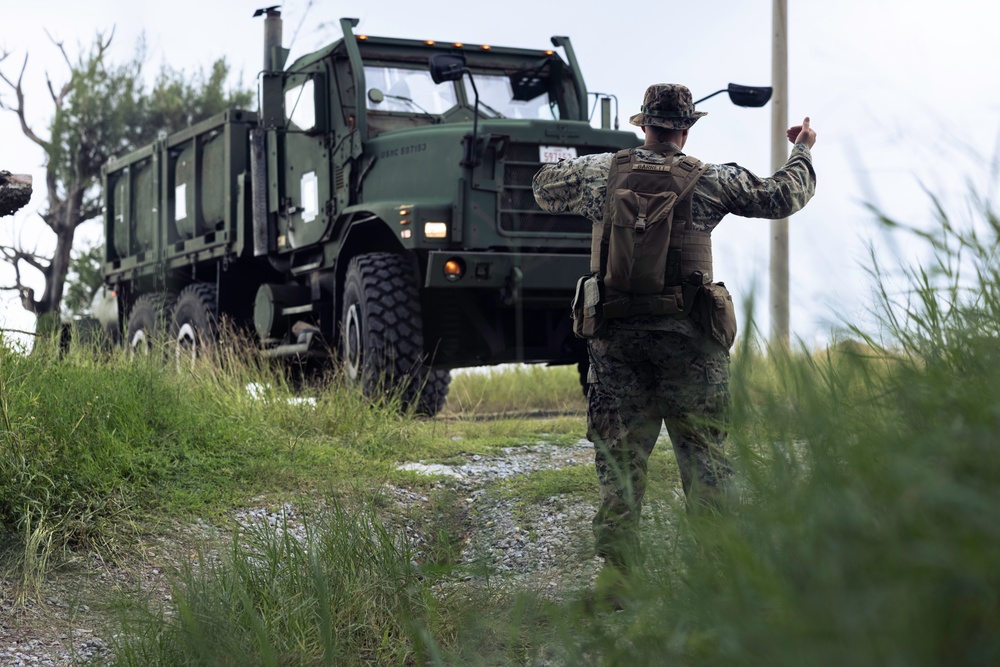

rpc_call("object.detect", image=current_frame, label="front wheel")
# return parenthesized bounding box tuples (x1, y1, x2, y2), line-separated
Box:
(341, 253, 450, 416)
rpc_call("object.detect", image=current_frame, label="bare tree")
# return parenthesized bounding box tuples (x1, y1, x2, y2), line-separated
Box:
(0, 33, 119, 321)
(0, 32, 251, 326)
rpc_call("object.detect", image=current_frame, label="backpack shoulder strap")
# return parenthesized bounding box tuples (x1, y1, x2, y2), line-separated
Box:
(670, 156, 709, 231)
(591, 148, 633, 274)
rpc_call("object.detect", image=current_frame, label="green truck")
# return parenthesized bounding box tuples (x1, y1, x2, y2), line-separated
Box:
(101, 8, 641, 415)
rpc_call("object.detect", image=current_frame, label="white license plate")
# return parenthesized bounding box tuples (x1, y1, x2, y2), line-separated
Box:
(539, 145, 577, 163)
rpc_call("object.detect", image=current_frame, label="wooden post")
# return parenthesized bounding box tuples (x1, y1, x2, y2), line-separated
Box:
(770, 0, 789, 348)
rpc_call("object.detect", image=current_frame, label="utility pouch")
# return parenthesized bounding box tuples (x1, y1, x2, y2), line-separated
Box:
(572, 275, 606, 338)
(604, 189, 679, 294)
(696, 281, 738, 349)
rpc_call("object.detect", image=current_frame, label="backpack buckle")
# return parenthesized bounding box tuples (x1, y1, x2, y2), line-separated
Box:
(687, 271, 705, 285)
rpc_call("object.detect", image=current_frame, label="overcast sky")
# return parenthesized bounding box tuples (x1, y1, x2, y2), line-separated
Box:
(3, 0, 999, 349)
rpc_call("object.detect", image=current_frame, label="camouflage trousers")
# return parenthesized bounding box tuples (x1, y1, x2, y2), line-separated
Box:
(586, 327, 732, 566)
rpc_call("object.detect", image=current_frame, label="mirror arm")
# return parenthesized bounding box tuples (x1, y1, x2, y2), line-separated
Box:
(461, 69, 481, 168)
(693, 89, 727, 106)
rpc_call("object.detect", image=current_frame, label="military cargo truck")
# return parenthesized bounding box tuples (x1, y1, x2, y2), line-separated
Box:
(101, 8, 641, 415)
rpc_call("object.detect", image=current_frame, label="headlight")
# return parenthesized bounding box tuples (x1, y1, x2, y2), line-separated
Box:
(424, 222, 448, 239)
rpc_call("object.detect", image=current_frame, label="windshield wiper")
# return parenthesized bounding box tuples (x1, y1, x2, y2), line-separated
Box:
(383, 93, 433, 115)
(476, 100, 507, 119)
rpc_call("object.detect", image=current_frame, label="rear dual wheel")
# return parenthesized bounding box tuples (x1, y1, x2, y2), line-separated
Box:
(123, 284, 218, 366)
(171, 283, 218, 368)
(126, 293, 175, 357)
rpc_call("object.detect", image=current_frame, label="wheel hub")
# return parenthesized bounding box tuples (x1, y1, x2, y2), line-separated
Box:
(344, 303, 362, 381)
(176, 323, 198, 370)
(129, 329, 148, 357)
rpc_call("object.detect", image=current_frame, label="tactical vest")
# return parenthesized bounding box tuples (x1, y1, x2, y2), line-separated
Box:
(590, 143, 712, 319)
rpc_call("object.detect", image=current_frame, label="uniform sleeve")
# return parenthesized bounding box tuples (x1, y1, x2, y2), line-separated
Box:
(532, 153, 613, 224)
(696, 143, 816, 220)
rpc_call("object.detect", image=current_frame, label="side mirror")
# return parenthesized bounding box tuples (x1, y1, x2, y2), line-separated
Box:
(726, 83, 772, 108)
(428, 52, 483, 167)
(429, 53, 467, 84)
(694, 83, 773, 108)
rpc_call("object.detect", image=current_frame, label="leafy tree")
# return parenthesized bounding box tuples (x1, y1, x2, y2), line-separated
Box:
(62, 243, 104, 318)
(0, 32, 253, 326)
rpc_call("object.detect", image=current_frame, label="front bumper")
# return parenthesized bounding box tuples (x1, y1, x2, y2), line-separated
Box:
(424, 250, 589, 290)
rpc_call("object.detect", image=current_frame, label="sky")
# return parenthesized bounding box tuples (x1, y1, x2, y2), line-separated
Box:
(3, 0, 1000, 349)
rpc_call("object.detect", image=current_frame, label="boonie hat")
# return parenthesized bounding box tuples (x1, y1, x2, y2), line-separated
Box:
(629, 83, 706, 130)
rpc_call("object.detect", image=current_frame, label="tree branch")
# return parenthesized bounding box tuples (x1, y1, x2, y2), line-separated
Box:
(0, 244, 48, 314)
(78, 202, 103, 225)
(1, 244, 51, 275)
(0, 52, 50, 150)
(43, 29, 75, 106)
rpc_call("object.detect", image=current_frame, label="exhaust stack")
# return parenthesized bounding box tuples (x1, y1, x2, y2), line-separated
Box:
(254, 5, 288, 129)
(261, 6, 282, 71)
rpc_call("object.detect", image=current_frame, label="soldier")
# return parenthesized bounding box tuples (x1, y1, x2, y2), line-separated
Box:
(533, 83, 816, 587)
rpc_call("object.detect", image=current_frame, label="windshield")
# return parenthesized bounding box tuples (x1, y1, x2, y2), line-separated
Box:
(364, 66, 458, 114)
(464, 73, 560, 120)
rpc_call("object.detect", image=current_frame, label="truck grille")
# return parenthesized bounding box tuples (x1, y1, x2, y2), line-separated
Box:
(499, 142, 606, 236)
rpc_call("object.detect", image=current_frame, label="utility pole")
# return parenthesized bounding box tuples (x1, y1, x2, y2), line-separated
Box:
(770, 0, 789, 347)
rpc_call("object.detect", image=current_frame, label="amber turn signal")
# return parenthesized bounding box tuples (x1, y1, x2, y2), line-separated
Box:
(443, 258, 465, 281)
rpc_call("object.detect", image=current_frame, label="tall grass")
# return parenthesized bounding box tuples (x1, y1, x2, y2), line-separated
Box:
(106, 198, 1000, 664)
(10, 195, 1000, 664)
(110, 498, 436, 666)
(505, 202, 1000, 665)
(445, 363, 585, 416)
(0, 334, 417, 596)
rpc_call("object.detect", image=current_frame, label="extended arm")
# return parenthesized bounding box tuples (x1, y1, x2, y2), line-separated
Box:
(532, 153, 613, 224)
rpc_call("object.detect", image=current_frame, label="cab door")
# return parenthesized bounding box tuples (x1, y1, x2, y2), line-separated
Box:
(276, 66, 333, 252)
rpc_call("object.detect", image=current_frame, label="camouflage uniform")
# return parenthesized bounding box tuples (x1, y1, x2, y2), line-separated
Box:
(532, 84, 816, 567)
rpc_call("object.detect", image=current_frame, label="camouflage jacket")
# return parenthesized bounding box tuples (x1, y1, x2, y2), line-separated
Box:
(532, 141, 816, 332)
(532, 141, 815, 230)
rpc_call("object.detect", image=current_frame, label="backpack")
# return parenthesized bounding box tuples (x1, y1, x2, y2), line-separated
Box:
(597, 143, 707, 294)
(572, 144, 737, 349)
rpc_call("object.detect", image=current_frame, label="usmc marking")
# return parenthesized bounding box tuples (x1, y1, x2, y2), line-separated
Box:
(378, 143, 428, 159)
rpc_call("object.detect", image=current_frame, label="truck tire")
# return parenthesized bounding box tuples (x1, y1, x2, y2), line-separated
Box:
(341, 252, 450, 416)
(126, 294, 174, 357)
(171, 283, 218, 369)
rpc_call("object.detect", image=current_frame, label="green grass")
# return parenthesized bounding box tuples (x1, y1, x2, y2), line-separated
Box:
(7, 195, 1000, 664)
(0, 340, 418, 586)
(444, 363, 585, 416)
(109, 497, 436, 666)
(498, 465, 596, 507)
